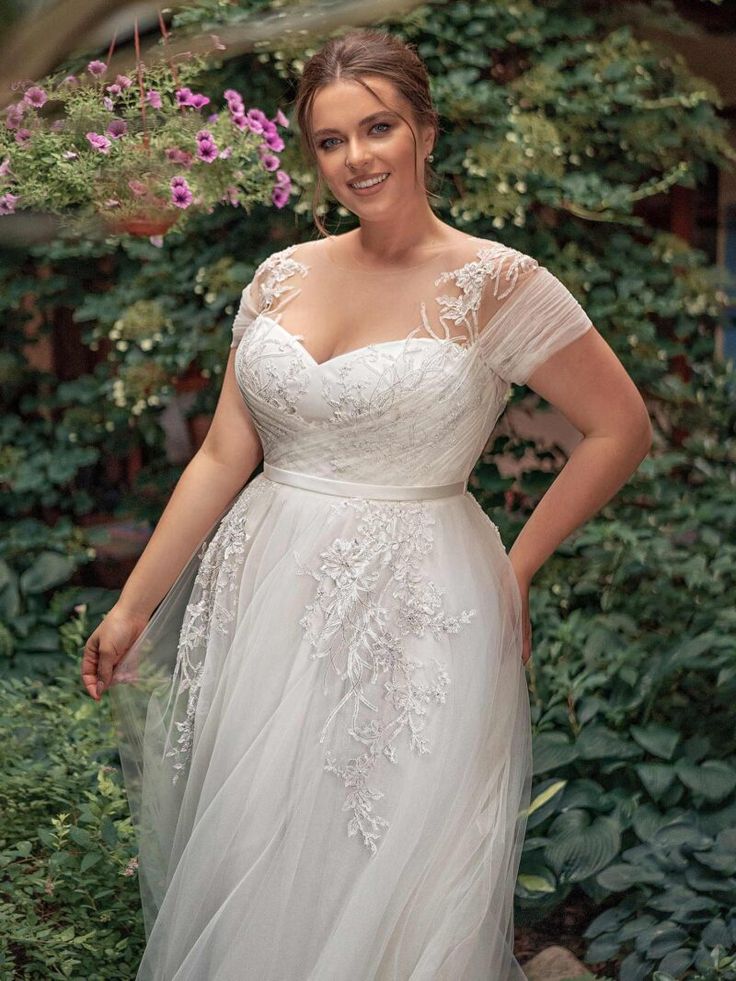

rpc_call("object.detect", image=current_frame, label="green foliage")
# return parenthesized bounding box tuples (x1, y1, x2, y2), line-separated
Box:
(0, 638, 144, 978)
(1, 1, 735, 976)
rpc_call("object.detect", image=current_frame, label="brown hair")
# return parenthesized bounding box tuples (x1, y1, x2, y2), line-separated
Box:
(293, 28, 441, 237)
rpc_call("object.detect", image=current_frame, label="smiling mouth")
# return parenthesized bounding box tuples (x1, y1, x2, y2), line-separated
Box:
(348, 172, 390, 189)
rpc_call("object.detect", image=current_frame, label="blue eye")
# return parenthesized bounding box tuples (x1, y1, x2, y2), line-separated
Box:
(318, 121, 392, 150)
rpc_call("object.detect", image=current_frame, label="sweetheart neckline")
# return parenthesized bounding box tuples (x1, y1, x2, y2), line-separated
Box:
(256, 313, 468, 369)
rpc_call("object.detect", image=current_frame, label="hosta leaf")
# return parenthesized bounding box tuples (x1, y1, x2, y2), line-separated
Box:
(702, 916, 733, 948)
(619, 950, 652, 981)
(657, 948, 695, 976)
(675, 760, 736, 802)
(632, 804, 672, 842)
(583, 904, 629, 939)
(544, 813, 620, 883)
(631, 723, 680, 760)
(597, 862, 666, 891)
(584, 934, 622, 961)
(636, 763, 676, 801)
(652, 822, 713, 852)
(685, 865, 735, 895)
(634, 921, 689, 958)
(532, 732, 578, 775)
(518, 779, 566, 819)
(576, 724, 640, 760)
(516, 873, 556, 894)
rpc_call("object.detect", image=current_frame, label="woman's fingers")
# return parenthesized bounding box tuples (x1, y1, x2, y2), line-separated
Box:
(80, 633, 102, 700)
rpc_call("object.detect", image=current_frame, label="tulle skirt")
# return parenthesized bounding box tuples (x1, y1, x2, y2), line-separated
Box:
(109, 469, 532, 980)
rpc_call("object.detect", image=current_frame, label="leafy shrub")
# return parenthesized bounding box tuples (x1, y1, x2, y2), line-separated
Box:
(0, 609, 144, 979)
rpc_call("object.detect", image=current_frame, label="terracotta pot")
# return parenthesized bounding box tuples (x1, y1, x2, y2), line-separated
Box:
(104, 211, 180, 237)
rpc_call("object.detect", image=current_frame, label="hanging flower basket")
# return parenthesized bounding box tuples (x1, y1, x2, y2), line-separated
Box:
(0, 16, 293, 239)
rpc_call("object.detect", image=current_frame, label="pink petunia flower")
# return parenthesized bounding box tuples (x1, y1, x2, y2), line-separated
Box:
(23, 86, 47, 108)
(107, 119, 128, 139)
(196, 129, 213, 142)
(128, 180, 147, 196)
(87, 60, 107, 77)
(188, 93, 210, 110)
(259, 151, 280, 172)
(244, 111, 264, 134)
(15, 128, 32, 144)
(272, 185, 289, 209)
(0, 192, 19, 214)
(5, 103, 26, 129)
(274, 108, 289, 128)
(263, 130, 285, 153)
(170, 178, 193, 208)
(230, 113, 247, 131)
(0, 157, 11, 176)
(86, 132, 112, 153)
(196, 140, 218, 163)
(62, 75, 79, 86)
(218, 146, 232, 159)
(175, 87, 194, 106)
(170, 175, 188, 188)
(103, 97, 114, 112)
(105, 84, 122, 97)
(224, 89, 244, 110)
(146, 90, 162, 109)
(275, 169, 290, 187)
(116, 75, 133, 89)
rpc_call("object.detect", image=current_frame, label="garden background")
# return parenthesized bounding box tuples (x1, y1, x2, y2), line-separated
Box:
(1, 0, 735, 979)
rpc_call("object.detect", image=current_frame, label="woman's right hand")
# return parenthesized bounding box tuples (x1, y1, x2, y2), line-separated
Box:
(81, 604, 150, 701)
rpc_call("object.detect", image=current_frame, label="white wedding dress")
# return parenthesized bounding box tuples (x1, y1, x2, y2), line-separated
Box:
(109, 233, 593, 980)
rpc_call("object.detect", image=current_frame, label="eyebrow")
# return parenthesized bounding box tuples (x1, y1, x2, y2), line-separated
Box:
(313, 110, 398, 138)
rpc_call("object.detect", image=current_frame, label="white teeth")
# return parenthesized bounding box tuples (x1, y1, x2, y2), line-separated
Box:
(350, 173, 389, 189)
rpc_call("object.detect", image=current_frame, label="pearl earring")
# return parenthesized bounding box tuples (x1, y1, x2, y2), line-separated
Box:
(427, 153, 434, 162)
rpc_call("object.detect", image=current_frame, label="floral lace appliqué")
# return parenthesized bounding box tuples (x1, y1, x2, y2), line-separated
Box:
(165, 478, 268, 782)
(294, 497, 477, 856)
(411, 244, 539, 348)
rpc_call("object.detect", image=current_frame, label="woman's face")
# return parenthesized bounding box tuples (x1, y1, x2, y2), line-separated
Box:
(310, 76, 434, 216)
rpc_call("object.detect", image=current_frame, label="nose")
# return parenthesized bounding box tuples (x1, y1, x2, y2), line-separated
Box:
(345, 137, 370, 171)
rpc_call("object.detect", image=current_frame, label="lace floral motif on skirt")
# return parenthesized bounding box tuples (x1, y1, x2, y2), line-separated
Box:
(165, 479, 268, 782)
(294, 497, 477, 856)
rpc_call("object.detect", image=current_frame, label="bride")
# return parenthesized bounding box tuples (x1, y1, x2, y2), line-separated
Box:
(81, 27, 652, 981)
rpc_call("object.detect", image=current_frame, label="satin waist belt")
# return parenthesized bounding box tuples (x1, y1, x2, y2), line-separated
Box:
(262, 463, 468, 501)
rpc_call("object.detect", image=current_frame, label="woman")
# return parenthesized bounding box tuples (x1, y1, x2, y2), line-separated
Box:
(82, 27, 652, 980)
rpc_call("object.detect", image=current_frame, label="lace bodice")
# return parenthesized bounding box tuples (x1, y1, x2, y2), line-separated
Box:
(230, 236, 592, 484)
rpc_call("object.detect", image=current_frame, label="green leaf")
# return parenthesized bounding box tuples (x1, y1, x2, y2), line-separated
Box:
(20, 552, 76, 594)
(675, 759, 736, 802)
(630, 723, 680, 760)
(636, 763, 676, 801)
(516, 873, 556, 894)
(597, 862, 666, 891)
(532, 731, 578, 775)
(519, 779, 566, 818)
(544, 811, 621, 883)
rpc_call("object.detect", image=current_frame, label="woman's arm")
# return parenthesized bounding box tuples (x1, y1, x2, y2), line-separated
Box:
(116, 347, 263, 620)
(508, 326, 652, 586)
(82, 346, 263, 700)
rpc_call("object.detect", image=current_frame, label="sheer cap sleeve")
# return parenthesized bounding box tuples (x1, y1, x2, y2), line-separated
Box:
(478, 251, 593, 386)
(229, 261, 267, 348)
